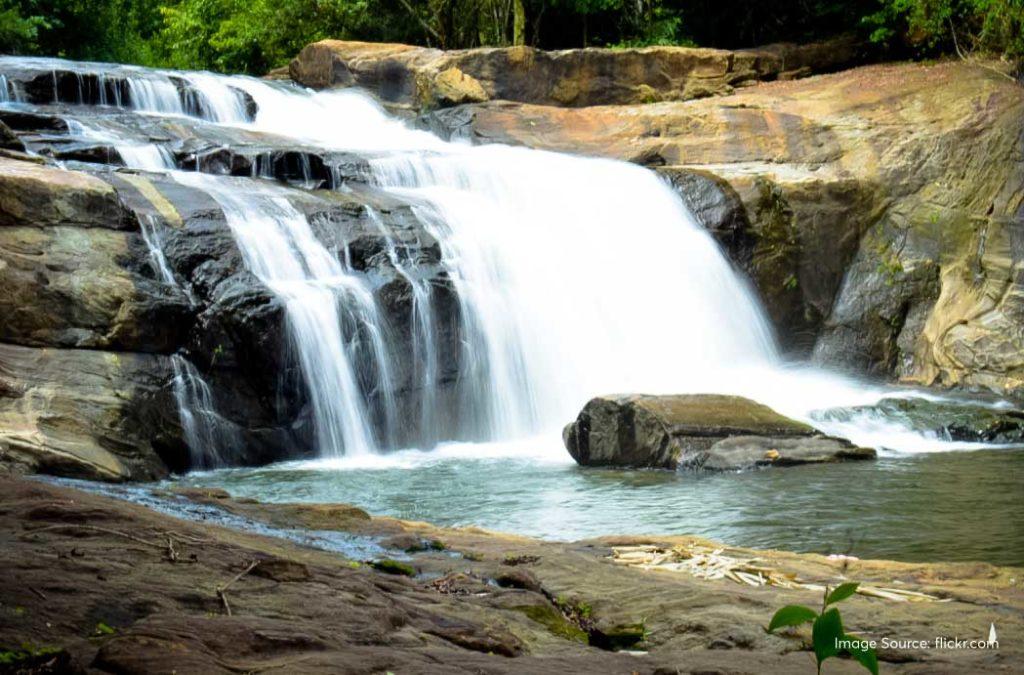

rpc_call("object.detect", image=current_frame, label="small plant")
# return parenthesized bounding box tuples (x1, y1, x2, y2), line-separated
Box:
(0, 644, 64, 666)
(92, 621, 116, 637)
(767, 582, 878, 675)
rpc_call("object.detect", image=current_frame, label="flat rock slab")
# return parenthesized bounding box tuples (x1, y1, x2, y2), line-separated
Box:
(563, 393, 875, 470)
(703, 435, 876, 470)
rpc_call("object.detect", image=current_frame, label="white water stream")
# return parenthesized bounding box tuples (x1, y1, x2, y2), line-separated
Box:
(0, 56, 1001, 466)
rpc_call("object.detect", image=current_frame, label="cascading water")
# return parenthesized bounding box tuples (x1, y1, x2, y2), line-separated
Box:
(171, 172, 396, 457)
(171, 355, 242, 468)
(365, 207, 441, 442)
(370, 148, 777, 438)
(0, 55, 1006, 464)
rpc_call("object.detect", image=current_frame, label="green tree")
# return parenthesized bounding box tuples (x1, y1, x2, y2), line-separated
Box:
(864, 0, 1024, 65)
(0, 1, 46, 53)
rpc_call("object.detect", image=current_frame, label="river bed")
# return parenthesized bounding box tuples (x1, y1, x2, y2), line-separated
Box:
(179, 441, 1024, 567)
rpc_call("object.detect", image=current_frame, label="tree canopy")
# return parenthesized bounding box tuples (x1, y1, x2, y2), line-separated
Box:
(1, 0, 1021, 74)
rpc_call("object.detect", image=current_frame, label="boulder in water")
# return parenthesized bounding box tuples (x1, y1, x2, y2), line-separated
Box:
(815, 397, 1024, 445)
(563, 394, 875, 470)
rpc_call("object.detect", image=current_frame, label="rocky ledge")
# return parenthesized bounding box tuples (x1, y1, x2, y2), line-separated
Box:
(288, 35, 865, 110)
(1, 476, 1019, 673)
(563, 394, 875, 470)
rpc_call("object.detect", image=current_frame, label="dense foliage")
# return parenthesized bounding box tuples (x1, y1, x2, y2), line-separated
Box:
(1, 0, 1021, 73)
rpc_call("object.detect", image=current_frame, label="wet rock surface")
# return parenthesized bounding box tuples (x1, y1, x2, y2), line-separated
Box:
(563, 394, 875, 470)
(0, 117, 463, 478)
(1, 476, 1019, 673)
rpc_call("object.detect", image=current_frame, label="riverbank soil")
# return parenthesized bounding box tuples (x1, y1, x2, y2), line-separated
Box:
(1, 477, 1020, 673)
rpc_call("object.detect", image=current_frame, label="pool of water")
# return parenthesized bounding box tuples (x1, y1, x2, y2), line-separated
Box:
(178, 440, 1024, 567)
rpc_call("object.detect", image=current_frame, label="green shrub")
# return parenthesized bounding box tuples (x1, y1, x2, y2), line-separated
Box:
(864, 0, 1024, 65)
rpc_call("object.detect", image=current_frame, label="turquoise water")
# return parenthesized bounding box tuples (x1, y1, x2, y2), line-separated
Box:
(179, 445, 1024, 567)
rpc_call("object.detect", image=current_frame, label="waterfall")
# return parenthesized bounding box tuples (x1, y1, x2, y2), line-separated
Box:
(0, 55, 976, 462)
(366, 207, 441, 442)
(138, 214, 178, 286)
(171, 355, 242, 468)
(369, 147, 778, 437)
(171, 172, 396, 457)
(116, 143, 174, 171)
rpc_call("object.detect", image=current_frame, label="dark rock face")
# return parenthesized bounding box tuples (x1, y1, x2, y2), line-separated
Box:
(0, 120, 24, 151)
(9, 66, 257, 122)
(563, 394, 875, 470)
(658, 168, 756, 272)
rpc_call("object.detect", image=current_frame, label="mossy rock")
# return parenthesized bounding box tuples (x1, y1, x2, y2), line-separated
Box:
(369, 559, 416, 577)
(564, 394, 817, 469)
(512, 604, 588, 643)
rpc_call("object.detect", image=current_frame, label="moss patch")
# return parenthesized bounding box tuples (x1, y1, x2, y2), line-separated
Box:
(370, 559, 416, 577)
(589, 622, 648, 651)
(512, 605, 589, 643)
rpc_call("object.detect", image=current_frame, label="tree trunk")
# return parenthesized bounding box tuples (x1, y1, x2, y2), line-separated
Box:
(512, 0, 526, 46)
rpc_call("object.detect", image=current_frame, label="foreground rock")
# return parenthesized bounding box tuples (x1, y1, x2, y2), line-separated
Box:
(289, 36, 864, 110)
(416, 61, 1024, 398)
(1, 476, 1019, 673)
(563, 394, 874, 470)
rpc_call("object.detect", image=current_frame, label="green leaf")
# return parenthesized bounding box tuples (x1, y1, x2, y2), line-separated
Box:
(812, 608, 844, 666)
(767, 605, 818, 633)
(826, 582, 859, 606)
(842, 635, 880, 675)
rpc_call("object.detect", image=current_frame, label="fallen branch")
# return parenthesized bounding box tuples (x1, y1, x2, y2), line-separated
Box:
(217, 560, 261, 616)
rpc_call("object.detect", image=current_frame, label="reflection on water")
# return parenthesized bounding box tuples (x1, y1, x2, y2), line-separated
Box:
(180, 446, 1024, 566)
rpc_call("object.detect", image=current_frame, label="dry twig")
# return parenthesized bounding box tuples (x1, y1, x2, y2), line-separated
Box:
(609, 544, 945, 603)
(217, 560, 261, 616)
